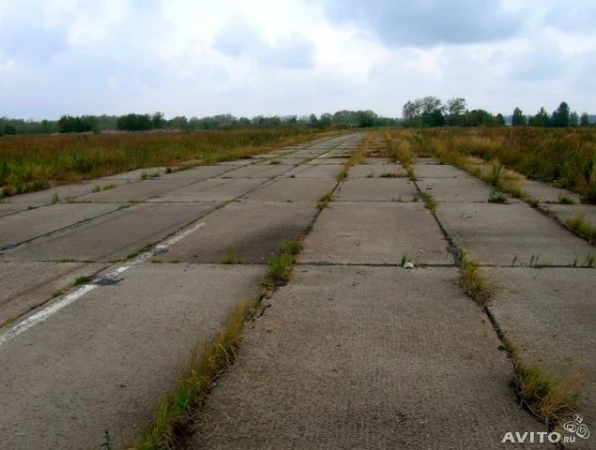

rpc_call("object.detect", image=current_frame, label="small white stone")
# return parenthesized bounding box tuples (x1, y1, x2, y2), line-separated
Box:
(403, 262, 415, 269)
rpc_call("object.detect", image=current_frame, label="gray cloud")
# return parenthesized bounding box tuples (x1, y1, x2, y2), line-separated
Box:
(319, 0, 523, 47)
(213, 19, 315, 69)
(543, 2, 596, 32)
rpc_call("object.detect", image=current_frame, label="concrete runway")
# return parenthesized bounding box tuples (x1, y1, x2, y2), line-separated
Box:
(1, 135, 594, 449)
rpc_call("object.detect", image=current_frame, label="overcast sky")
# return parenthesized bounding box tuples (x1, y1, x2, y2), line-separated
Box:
(1, 0, 595, 119)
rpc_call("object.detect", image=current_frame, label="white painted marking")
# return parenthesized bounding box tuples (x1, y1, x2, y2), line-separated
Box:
(0, 284, 97, 346)
(0, 222, 206, 347)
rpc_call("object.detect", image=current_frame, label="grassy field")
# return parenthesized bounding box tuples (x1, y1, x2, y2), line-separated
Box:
(381, 127, 596, 203)
(0, 127, 336, 198)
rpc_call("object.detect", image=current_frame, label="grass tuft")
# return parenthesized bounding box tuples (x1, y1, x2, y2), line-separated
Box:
(73, 276, 92, 286)
(420, 192, 438, 214)
(459, 253, 493, 305)
(316, 192, 333, 212)
(565, 216, 596, 241)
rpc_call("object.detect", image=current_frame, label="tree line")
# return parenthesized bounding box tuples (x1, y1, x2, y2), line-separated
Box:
(0, 110, 396, 135)
(402, 96, 593, 128)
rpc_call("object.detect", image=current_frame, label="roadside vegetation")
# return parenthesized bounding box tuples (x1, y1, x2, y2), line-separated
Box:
(0, 128, 337, 198)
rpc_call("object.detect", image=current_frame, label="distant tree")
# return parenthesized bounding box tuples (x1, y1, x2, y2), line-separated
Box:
(528, 107, 549, 127)
(550, 102, 570, 128)
(512, 107, 526, 126)
(356, 110, 376, 128)
(319, 113, 333, 127)
(463, 110, 495, 127)
(496, 113, 505, 126)
(580, 112, 590, 127)
(445, 97, 467, 126)
(569, 111, 579, 127)
(3, 124, 17, 135)
(308, 113, 318, 125)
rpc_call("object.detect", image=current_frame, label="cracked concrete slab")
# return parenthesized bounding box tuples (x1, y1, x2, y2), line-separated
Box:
(192, 267, 548, 450)
(486, 268, 596, 425)
(165, 202, 317, 264)
(154, 178, 265, 203)
(76, 178, 196, 202)
(159, 165, 233, 179)
(417, 177, 495, 202)
(0, 264, 265, 450)
(97, 167, 167, 181)
(413, 164, 474, 178)
(349, 164, 408, 178)
(6, 202, 214, 262)
(0, 261, 108, 326)
(0, 204, 29, 218)
(522, 181, 582, 204)
(0, 203, 120, 251)
(547, 204, 596, 228)
(245, 178, 337, 203)
(436, 203, 595, 266)
(336, 178, 418, 202)
(299, 202, 452, 265)
(285, 164, 344, 178)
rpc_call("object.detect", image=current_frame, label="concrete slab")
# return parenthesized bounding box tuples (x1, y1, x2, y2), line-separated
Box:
(0, 264, 265, 450)
(299, 202, 452, 265)
(242, 164, 295, 178)
(193, 267, 546, 450)
(336, 178, 418, 202)
(166, 202, 317, 264)
(548, 204, 596, 228)
(349, 164, 408, 178)
(158, 165, 233, 180)
(413, 164, 473, 178)
(361, 157, 392, 164)
(286, 164, 343, 178)
(0, 203, 120, 251)
(417, 177, 495, 202)
(254, 158, 303, 166)
(76, 178, 196, 202)
(245, 178, 337, 203)
(5, 181, 130, 207)
(217, 159, 254, 166)
(314, 157, 349, 165)
(97, 167, 166, 181)
(152, 178, 265, 203)
(487, 268, 596, 424)
(7, 202, 214, 262)
(416, 157, 442, 165)
(0, 204, 28, 218)
(218, 164, 276, 178)
(522, 181, 582, 204)
(0, 261, 107, 326)
(436, 203, 596, 266)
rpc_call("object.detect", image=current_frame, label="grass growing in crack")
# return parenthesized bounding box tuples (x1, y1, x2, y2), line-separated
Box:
(583, 254, 596, 268)
(488, 188, 508, 204)
(565, 216, 596, 240)
(51, 192, 59, 204)
(557, 194, 576, 205)
(270, 159, 281, 165)
(100, 429, 113, 450)
(380, 172, 399, 178)
(336, 169, 348, 182)
(317, 192, 333, 211)
(126, 242, 155, 260)
(73, 276, 92, 286)
(52, 291, 64, 298)
(262, 239, 303, 289)
(366, 172, 374, 178)
(131, 299, 259, 450)
(141, 172, 161, 180)
(459, 252, 493, 306)
(220, 246, 247, 265)
(92, 185, 101, 193)
(420, 192, 438, 214)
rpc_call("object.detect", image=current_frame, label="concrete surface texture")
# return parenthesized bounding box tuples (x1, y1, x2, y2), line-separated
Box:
(0, 133, 362, 450)
(1, 133, 593, 450)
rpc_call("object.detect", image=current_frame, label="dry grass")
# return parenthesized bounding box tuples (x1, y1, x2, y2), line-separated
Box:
(459, 253, 493, 306)
(565, 216, 596, 241)
(0, 128, 336, 198)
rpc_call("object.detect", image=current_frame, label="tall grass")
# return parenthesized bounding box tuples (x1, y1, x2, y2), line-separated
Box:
(0, 127, 333, 197)
(400, 127, 596, 203)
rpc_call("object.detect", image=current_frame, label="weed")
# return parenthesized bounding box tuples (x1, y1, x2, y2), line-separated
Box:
(102, 183, 117, 191)
(140, 172, 149, 180)
(412, 194, 420, 202)
(565, 216, 596, 240)
(132, 299, 258, 450)
(557, 194, 576, 205)
(280, 239, 303, 257)
(392, 195, 403, 203)
(488, 188, 508, 204)
(366, 172, 374, 178)
(168, 259, 181, 264)
(100, 429, 113, 450)
(459, 253, 493, 305)
(380, 172, 399, 178)
(51, 192, 59, 204)
(165, 167, 172, 174)
(92, 185, 101, 193)
(511, 255, 519, 267)
(151, 258, 163, 264)
(420, 192, 438, 214)
(73, 276, 91, 286)
(262, 253, 294, 289)
(526, 196, 540, 208)
(52, 291, 64, 298)
(336, 170, 348, 182)
(317, 192, 333, 211)
(583, 254, 595, 268)
(270, 159, 282, 165)
(220, 246, 245, 265)
(126, 242, 155, 260)
(406, 166, 417, 181)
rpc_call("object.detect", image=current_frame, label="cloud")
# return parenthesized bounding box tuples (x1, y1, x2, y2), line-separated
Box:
(543, 1, 596, 32)
(213, 18, 315, 69)
(319, 0, 524, 47)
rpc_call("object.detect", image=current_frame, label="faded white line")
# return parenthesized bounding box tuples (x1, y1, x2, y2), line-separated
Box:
(0, 222, 206, 347)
